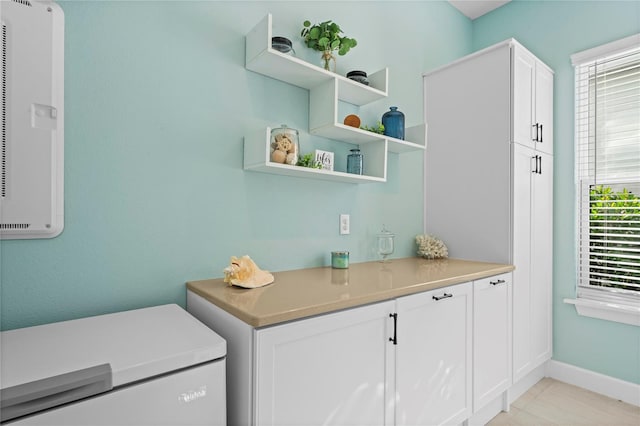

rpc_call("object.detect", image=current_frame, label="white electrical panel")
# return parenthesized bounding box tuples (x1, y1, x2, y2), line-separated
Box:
(0, 0, 64, 239)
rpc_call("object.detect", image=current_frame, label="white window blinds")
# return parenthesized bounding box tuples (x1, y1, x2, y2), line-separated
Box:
(573, 34, 640, 301)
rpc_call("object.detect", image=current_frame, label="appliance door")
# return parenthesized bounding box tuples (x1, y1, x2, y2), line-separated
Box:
(5, 360, 225, 426)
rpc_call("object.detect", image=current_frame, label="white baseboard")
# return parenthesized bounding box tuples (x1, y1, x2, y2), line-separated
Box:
(546, 360, 640, 407)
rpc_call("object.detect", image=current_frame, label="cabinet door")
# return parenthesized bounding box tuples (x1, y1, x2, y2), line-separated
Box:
(513, 48, 536, 149)
(395, 282, 472, 426)
(512, 145, 553, 382)
(534, 64, 554, 155)
(254, 301, 395, 426)
(473, 273, 512, 412)
(531, 151, 553, 366)
(512, 143, 534, 382)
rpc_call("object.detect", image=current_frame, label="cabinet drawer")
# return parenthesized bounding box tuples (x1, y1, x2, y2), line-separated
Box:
(475, 272, 512, 291)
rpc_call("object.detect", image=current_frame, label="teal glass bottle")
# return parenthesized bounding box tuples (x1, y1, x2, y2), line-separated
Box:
(382, 106, 405, 140)
(347, 148, 363, 175)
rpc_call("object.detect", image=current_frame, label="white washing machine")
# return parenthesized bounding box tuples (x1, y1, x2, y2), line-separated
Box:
(0, 304, 226, 425)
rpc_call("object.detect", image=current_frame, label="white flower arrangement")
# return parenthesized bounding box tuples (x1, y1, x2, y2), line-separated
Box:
(415, 234, 449, 259)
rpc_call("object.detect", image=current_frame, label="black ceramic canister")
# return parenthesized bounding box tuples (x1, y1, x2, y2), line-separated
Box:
(346, 70, 369, 86)
(271, 37, 294, 55)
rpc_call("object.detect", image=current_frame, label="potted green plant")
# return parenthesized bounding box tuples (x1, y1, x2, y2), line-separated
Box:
(296, 153, 323, 169)
(301, 20, 357, 71)
(360, 121, 385, 134)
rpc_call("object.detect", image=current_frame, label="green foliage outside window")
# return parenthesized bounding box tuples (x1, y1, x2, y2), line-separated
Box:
(589, 185, 640, 291)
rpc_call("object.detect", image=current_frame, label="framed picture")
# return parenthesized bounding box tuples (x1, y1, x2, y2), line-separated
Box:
(314, 150, 334, 171)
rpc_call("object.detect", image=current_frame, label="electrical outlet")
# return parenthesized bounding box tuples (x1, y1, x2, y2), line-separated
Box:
(340, 214, 350, 235)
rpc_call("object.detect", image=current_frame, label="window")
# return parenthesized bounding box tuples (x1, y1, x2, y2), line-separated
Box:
(567, 34, 640, 326)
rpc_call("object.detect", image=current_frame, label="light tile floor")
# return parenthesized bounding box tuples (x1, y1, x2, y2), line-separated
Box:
(488, 378, 640, 425)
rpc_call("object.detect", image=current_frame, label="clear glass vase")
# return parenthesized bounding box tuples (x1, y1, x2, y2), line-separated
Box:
(321, 50, 336, 72)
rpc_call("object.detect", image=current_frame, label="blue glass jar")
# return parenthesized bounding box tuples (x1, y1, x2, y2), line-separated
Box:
(347, 148, 363, 175)
(382, 106, 405, 140)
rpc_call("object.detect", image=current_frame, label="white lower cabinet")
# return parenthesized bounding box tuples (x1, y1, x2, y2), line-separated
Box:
(473, 273, 512, 412)
(395, 282, 473, 426)
(188, 274, 510, 426)
(254, 300, 396, 426)
(256, 283, 473, 426)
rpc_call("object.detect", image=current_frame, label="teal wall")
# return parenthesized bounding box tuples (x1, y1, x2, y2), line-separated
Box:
(0, 1, 471, 330)
(472, 0, 640, 384)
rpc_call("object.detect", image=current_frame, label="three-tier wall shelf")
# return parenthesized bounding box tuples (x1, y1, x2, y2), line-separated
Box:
(243, 14, 426, 184)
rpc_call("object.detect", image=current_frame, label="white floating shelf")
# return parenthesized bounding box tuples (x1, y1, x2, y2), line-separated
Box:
(243, 14, 426, 185)
(309, 79, 427, 153)
(310, 123, 427, 153)
(244, 128, 387, 184)
(390, 124, 428, 153)
(245, 14, 388, 106)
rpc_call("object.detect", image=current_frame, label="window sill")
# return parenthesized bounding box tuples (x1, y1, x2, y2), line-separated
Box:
(564, 298, 640, 327)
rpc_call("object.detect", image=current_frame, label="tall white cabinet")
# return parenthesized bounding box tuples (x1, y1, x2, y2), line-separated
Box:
(423, 39, 553, 389)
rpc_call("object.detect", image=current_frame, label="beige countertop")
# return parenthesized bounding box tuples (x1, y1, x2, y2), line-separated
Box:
(187, 257, 514, 328)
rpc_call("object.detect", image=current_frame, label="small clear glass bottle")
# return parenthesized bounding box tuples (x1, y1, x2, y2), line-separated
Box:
(270, 125, 299, 165)
(347, 148, 363, 175)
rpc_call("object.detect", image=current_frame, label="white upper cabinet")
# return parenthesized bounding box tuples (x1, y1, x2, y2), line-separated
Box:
(243, 14, 426, 184)
(512, 45, 554, 154)
(534, 65, 554, 154)
(512, 50, 535, 148)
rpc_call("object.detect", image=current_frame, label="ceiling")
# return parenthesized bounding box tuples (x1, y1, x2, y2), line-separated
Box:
(449, 0, 511, 20)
